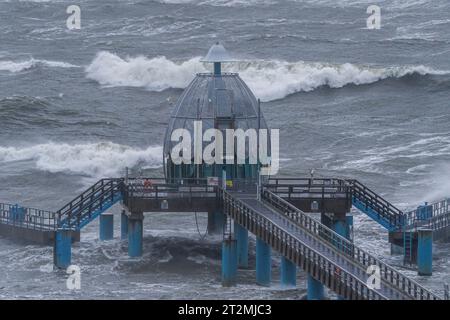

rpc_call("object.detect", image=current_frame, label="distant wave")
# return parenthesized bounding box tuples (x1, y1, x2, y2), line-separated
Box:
(0, 142, 162, 178)
(154, 0, 275, 7)
(86, 51, 450, 102)
(0, 58, 79, 73)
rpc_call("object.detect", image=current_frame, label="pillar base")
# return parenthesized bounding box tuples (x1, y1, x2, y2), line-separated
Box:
(307, 275, 324, 300)
(234, 221, 248, 269)
(128, 214, 143, 258)
(99, 213, 114, 241)
(256, 237, 271, 287)
(54, 229, 72, 269)
(222, 239, 238, 287)
(280, 256, 296, 288)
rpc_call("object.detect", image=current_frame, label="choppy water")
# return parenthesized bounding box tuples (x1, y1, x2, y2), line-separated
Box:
(0, 0, 449, 299)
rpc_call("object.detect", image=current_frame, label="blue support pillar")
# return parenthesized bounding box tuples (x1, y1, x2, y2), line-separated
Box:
(345, 215, 353, 241)
(121, 210, 128, 240)
(222, 239, 238, 287)
(256, 237, 271, 286)
(128, 215, 143, 258)
(333, 219, 346, 238)
(307, 275, 325, 300)
(234, 221, 248, 268)
(208, 210, 225, 235)
(417, 229, 433, 276)
(280, 256, 296, 288)
(99, 213, 114, 241)
(333, 217, 348, 300)
(53, 229, 72, 269)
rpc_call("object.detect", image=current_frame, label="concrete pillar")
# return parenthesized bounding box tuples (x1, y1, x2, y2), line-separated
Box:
(121, 210, 128, 240)
(417, 229, 433, 276)
(128, 214, 143, 258)
(234, 221, 248, 268)
(208, 210, 225, 235)
(256, 237, 271, 286)
(53, 229, 72, 269)
(222, 239, 238, 287)
(280, 256, 296, 288)
(99, 213, 114, 241)
(307, 275, 325, 300)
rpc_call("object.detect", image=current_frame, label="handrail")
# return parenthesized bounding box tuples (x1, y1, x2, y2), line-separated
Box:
(0, 202, 57, 230)
(349, 180, 404, 228)
(266, 177, 405, 229)
(261, 189, 440, 300)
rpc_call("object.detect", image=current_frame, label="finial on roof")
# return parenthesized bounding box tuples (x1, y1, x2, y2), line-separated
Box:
(201, 42, 233, 63)
(201, 42, 234, 76)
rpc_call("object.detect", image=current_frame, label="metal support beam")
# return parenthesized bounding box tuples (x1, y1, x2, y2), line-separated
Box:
(417, 229, 433, 276)
(121, 210, 128, 240)
(99, 213, 114, 241)
(256, 237, 271, 286)
(53, 229, 72, 269)
(280, 256, 296, 288)
(222, 239, 238, 287)
(128, 214, 143, 258)
(234, 221, 248, 268)
(307, 275, 325, 300)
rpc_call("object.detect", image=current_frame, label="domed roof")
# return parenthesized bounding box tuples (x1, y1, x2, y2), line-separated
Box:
(163, 44, 268, 157)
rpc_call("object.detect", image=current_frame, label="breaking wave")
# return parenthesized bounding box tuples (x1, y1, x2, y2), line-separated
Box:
(0, 58, 79, 73)
(0, 142, 163, 178)
(85, 51, 450, 102)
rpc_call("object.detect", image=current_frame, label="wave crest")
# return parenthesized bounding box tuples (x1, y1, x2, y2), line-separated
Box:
(0, 142, 162, 178)
(0, 58, 79, 73)
(85, 51, 449, 102)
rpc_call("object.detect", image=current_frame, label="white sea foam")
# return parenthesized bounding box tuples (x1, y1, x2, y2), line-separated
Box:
(85, 51, 449, 102)
(0, 142, 163, 178)
(0, 58, 79, 73)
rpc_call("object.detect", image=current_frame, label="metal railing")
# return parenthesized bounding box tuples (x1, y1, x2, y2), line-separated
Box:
(0, 203, 57, 231)
(261, 189, 440, 300)
(265, 177, 350, 198)
(404, 199, 450, 232)
(266, 178, 404, 230)
(124, 177, 217, 200)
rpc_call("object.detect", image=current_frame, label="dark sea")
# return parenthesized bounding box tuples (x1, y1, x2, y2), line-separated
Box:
(0, 0, 449, 299)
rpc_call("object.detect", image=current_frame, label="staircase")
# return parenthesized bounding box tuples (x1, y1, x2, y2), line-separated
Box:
(347, 180, 404, 231)
(57, 179, 124, 230)
(221, 187, 440, 300)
